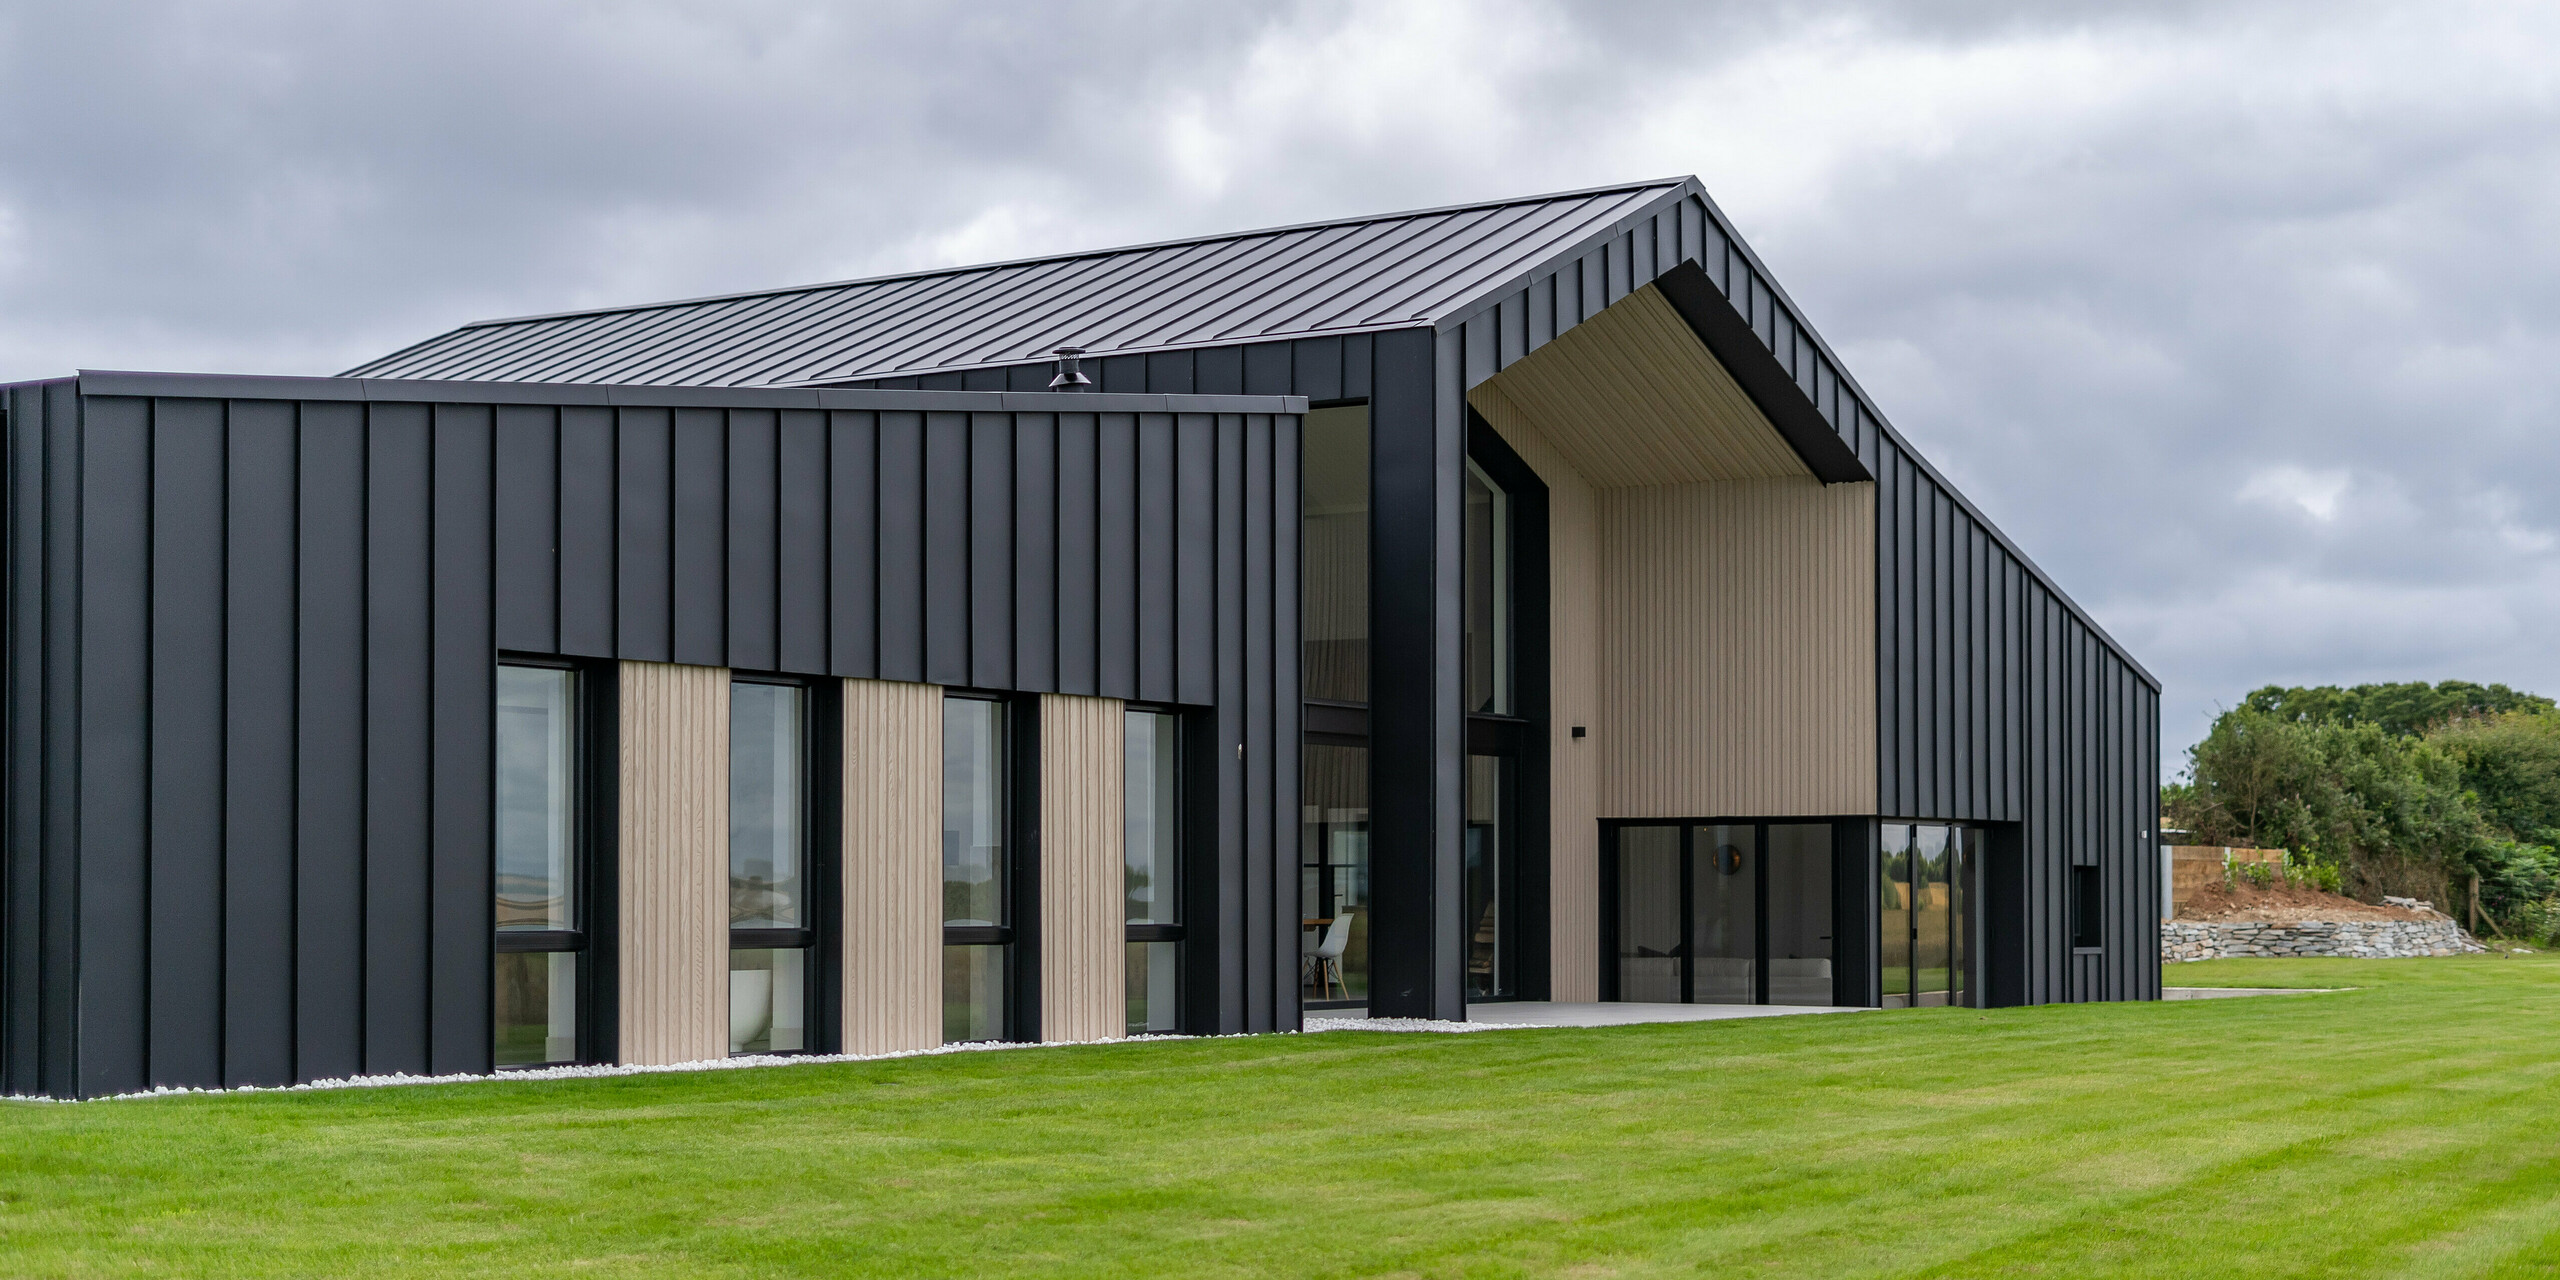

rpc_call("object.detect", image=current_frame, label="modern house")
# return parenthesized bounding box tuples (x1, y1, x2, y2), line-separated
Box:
(1, 178, 2160, 1099)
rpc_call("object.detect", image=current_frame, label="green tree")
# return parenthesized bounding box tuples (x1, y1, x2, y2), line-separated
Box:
(2428, 710, 2560, 847)
(2240, 681, 2555, 738)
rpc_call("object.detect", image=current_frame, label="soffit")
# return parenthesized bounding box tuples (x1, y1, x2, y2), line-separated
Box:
(1468, 284, 1810, 487)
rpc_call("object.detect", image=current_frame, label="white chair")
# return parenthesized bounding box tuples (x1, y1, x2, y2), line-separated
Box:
(1304, 911, 1356, 999)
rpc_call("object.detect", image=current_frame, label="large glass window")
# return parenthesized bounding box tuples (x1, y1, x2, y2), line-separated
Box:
(730, 679, 809, 1055)
(1125, 709, 1181, 1035)
(943, 697, 1010, 1043)
(1302, 405, 1370, 704)
(495, 664, 582, 1068)
(1463, 458, 1512, 716)
(1300, 742, 1370, 1004)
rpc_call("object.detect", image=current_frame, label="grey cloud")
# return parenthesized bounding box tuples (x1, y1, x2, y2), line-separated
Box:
(5, 0, 2555, 771)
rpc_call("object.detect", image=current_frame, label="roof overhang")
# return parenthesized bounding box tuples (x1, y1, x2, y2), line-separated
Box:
(1647, 259, 1869, 484)
(1467, 269, 1872, 488)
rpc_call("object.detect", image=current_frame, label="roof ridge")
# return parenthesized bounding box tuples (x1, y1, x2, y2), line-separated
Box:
(450, 177, 1695, 332)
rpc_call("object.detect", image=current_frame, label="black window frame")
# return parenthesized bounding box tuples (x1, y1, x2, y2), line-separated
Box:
(491, 654, 609, 1070)
(942, 690, 1038, 1043)
(2070, 863, 2104, 953)
(1123, 703, 1185, 1034)
(728, 671, 822, 1056)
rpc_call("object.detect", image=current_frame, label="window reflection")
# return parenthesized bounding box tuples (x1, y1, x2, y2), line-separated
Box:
(1463, 458, 1511, 716)
(730, 683, 805, 930)
(944, 697, 1009, 1042)
(1465, 754, 1511, 998)
(493, 663, 581, 1067)
(495, 666, 576, 932)
(943, 699, 1006, 930)
(1125, 709, 1181, 1035)
(1302, 405, 1369, 704)
(1300, 742, 1369, 1003)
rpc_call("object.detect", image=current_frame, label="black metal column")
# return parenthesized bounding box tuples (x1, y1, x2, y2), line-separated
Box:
(1365, 329, 1464, 1019)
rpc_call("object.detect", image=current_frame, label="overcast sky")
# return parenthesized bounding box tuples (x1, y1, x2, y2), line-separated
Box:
(5, 0, 2555, 772)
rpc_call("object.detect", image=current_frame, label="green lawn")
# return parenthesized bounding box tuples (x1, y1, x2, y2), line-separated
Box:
(8, 956, 2560, 1278)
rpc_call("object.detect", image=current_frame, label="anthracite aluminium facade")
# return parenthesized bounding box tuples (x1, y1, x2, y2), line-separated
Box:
(8, 176, 2158, 1096)
(1, 373, 1303, 1098)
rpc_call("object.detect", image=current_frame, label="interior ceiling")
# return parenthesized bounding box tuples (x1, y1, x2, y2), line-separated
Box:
(1467, 283, 1813, 488)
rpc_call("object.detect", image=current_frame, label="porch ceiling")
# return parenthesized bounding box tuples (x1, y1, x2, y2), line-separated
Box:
(1466, 282, 1812, 488)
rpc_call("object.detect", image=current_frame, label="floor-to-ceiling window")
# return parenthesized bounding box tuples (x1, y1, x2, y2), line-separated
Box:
(730, 677, 810, 1055)
(943, 696, 1011, 1042)
(494, 662, 585, 1067)
(1302, 403, 1372, 1005)
(1125, 708, 1182, 1035)
(1880, 823, 1979, 1008)
(1463, 457, 1523, 1000)
(1607, 821, 1836, 1007)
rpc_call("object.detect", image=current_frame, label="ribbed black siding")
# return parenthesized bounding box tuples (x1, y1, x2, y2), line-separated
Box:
(1870, 429, 2161, 1003)
(2, 376, 1302, 1096)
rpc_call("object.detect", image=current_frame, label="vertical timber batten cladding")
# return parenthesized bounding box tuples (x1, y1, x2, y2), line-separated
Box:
(1038, 693, 1126, 1042)
(838, 677, 942, 1056)
(0, 372, 1303, 1098)
(617, 662, 730, 1066)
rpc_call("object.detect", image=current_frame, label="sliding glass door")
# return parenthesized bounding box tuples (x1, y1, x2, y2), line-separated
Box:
(1881, 823, 1979, 1008)
(1607, 821, 1834, 1007)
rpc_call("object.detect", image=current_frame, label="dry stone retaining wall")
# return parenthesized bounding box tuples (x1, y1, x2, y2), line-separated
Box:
(2162, 917, 2486, 962)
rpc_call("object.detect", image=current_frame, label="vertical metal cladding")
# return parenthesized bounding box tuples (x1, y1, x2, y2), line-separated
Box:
(1868, 430, 2161, 1004)
(0, 377, 1302, 1096)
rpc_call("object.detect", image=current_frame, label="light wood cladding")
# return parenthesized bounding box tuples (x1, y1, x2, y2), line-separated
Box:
(1597, 478, 1876, 817)
(1039, 694, 1126, 1042)
(616, 661, 730, 1066)
(1476, 283, 1811, 487)
(1474, 300, 1882, 985)
(840, 677, 944, 1055)
(1472, 384, 1602, 1002)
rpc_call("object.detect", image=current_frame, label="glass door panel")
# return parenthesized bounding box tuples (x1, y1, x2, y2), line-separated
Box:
(1880, 824, 1913, 1007)
(1615, 826, 1683, 1002)
(1690, 825, 1756, 1004)
(1949, 827, 1973, 1008)
(1300, 742, 1370, 1002)
(1464, 754, 1512, 999)
(1912, 826, 1952, 1006)
(1765, 824, 1834, 1006)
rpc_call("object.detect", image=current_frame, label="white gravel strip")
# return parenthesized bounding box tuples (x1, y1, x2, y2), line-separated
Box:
(13, 1017, 1556, 1103)
(6, 1033, 1196, 1104)
(1302, 1016, 1550, 1033)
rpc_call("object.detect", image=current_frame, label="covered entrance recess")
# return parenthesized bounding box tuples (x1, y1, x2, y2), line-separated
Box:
(1601, 821, 1838, 1007)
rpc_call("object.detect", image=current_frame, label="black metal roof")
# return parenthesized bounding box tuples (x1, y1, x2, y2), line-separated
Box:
(344, 179, 1689, 386)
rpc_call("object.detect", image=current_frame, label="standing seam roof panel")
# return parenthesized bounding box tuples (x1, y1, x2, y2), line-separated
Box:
(343, 182, 1690, 387)
(1332, 194, 1653, 333)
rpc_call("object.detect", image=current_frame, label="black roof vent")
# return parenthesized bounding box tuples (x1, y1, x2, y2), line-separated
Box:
(1048, 346, 1093, 391)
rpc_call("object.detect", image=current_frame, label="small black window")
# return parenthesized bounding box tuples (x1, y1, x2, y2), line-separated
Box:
(2070, 864, 2103, 951)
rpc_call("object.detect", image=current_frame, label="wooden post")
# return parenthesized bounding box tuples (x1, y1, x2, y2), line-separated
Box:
(2470, 875, 2482, 934)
